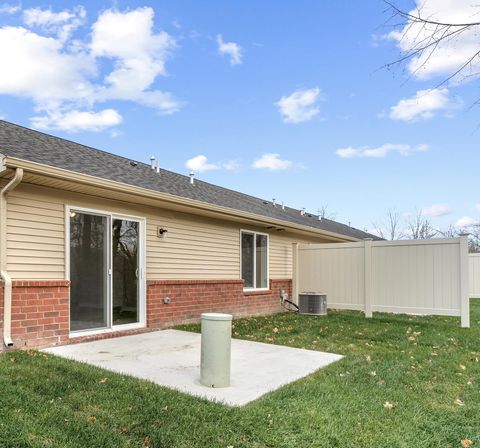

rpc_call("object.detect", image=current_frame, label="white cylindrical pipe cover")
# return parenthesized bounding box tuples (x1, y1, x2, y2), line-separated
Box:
(200, 313, 232, 388)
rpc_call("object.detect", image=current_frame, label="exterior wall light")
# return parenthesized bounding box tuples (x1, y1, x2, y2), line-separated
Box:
(157, 227, 168, 238)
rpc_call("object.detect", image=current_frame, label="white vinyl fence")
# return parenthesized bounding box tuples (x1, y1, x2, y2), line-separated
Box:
(469, 253, 480, 298)
(293, 236, 470, 327)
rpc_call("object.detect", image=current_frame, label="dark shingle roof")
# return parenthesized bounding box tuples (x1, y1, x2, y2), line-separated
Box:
(0, 120, 377, 240)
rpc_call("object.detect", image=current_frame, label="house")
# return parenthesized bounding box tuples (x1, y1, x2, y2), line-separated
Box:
(0, 120, 375, 349)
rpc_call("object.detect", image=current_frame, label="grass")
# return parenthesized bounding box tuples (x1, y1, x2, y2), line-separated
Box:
(1, 302, 480, 448)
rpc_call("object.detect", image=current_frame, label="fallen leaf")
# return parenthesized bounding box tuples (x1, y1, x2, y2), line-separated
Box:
(99, 377, 108, 383)
(87, 415, 96, 423)
(460, 364, 467, 370)
(454, 398, 465, 406)
(370, 371, 377, 377)
(383, 401, 395, 410)
(461, 439, 473, 447)
(272, 327, 279, 333)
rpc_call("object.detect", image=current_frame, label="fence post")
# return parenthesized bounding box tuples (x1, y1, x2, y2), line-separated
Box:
(364, 238, 373, 318)
(292, 243, 299, 304)
(459, 234, 470, 328)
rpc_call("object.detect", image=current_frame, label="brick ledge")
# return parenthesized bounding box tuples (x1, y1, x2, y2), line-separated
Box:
(243, 289, 273, 296)
(0, 280, 70, 287)
(148, 279, 244, 286)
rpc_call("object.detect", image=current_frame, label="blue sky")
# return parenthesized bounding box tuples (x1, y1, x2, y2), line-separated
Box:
(0, 0, 478, 234)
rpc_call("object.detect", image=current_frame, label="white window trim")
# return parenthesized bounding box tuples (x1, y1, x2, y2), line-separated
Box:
(65, 205, 147, 337)
(240, 229, 270, 291)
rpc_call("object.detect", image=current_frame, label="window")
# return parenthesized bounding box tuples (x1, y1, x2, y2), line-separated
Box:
(241, 231, 268, 289)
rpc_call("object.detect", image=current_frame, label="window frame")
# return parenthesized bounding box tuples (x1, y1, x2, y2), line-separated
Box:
(240, 229, 270, 291)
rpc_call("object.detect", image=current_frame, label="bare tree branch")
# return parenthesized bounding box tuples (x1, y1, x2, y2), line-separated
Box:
(383, 0, 480, 90)
(372, 209, 403, 240)
(406, 209, 437, 239)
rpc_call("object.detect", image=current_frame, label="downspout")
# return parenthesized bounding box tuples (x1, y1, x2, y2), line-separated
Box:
(1, 168, 23, 347)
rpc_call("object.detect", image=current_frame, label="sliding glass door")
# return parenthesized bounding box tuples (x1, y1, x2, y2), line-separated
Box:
(112, 219, 139, 326)
(69, 209, 143, 334)
(70, 212, 108, 332)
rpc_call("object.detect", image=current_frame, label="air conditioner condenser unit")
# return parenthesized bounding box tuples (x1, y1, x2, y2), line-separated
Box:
(298, 292, 327, 316)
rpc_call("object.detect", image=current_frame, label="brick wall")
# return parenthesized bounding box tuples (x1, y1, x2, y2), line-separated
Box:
(0, 278, 291, 349)
(147, 278, 291, 328)
(0, 281, 70, 349)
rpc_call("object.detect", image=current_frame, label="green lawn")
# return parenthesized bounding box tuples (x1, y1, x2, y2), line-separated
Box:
(1, 302, 480, 448)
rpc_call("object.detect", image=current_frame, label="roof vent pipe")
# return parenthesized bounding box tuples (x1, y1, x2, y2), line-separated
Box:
(150, 156, 156, 170)
(282, 202, 285, 211)
(272, 198, 276, 207)
(189, 171, 195, 185)
(155, 161, 160, 173)
(301, 208, 306, 216)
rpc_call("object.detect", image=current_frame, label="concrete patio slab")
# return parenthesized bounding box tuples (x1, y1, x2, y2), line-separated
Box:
(43, 330, 343, 406)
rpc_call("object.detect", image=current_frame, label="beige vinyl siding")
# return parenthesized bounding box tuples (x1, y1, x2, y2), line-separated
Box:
(146, 213, 240, 280)
(5, 182, 326, 281)
(269, 233, 323, 279)
(7, 192, 65, 279)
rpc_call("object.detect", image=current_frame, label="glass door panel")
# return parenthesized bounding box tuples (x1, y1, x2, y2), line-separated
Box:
(256, 234, 268, 289)
(112, 219, 139, 326)
(241, 232, 255, 288)
(70, 211, 108, 332)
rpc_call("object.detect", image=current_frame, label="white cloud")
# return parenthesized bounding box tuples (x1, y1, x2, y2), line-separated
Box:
(275, 88, 321, 123)
(186, 155, 239, 173)
(0, 26, 96, 106)
(0, 6, 182, 132)
(455, 216, 480, 228)
(186, 155, 219, 173)
(91, 8, 179, 114)
(23, 6, 86, 42)
(216, 34, 243, 65)
(387, 0, 480, 82)
(222, 159, 240, 171)
(0, 3, 20, 14)
(421, 204, 452, 217)
(389, 88, 458, 121)
(336, 143, 429, 159)
(252, 153, 292, 171)
(31, 108, 123, 132)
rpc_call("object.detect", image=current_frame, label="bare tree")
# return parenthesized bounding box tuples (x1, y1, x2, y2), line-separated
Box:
(437, 225, 460, 239)
(372, 209, 403, 240)
(406, 209, 437, 239)
(467, 225, 480, 252)
(317, 204, 337, 220)
(384, 1, 480, 88)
